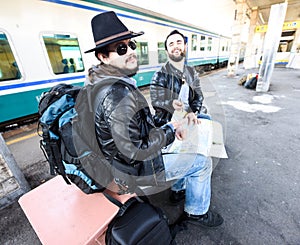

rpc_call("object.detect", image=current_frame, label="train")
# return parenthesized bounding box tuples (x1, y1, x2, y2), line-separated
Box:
(0, 0, 236, 129)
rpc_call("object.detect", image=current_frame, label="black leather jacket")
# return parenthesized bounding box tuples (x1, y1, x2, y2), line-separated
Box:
(150, 62, 204, 126)
(88, 65, 175, 187)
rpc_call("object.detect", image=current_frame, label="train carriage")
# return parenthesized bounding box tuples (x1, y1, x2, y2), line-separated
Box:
(0, 0, 232, 128)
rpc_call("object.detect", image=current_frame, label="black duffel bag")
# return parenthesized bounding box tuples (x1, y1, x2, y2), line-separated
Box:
(104, 193, 174, 245)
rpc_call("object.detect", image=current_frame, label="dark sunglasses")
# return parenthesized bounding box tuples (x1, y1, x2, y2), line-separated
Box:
(108, 40, 137, 56)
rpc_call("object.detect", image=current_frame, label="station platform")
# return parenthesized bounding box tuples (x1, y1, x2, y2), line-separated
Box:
(1, 67, 300, 245)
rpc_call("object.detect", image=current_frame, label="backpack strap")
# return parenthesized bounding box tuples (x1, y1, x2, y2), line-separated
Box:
(39, 122, 71, 184)
(50, 140, 71, 184)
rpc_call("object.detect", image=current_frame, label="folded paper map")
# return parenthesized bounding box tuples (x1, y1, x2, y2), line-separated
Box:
(167, 111, 228, 158)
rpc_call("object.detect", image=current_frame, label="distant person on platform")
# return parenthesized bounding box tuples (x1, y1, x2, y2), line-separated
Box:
(62, 58, 69, 73)
(69, 58, 76, 73)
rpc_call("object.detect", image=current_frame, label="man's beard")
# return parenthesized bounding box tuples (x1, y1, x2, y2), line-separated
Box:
(125, 54, 139, 77)
(109, 63, 138, 77)
(124, 66, 139, 77)
(168, 50, 185, 62)
(112, 55, 139, 77)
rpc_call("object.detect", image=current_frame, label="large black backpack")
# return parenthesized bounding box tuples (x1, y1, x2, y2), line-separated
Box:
(38, 83, 113, 194)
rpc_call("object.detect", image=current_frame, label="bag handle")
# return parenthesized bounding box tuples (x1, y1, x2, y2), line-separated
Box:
(103, 192, 143, 217)
(103, 192, 123, 207)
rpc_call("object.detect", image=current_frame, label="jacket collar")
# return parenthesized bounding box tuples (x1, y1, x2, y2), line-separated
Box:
(87, 64, 137, 87)
(164, 61, 186, 78)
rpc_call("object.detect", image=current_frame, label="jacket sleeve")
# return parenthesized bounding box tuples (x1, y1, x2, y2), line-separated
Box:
(189, 66, 204, 113)
(101, 85, 174, 165)
(150, 71, 174, 126)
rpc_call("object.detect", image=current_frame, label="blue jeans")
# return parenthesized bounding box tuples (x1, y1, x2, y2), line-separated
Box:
(198, 113, 211, 120)
(163, 154, 212, 215)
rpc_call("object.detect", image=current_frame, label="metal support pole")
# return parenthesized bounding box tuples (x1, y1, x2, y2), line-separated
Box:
(227, 0, 247, 76)
(243, 7, 259, 69)
(256, 2, 287, 92)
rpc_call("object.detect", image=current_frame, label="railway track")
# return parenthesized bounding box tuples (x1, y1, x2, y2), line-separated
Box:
(0, 114, 39, 133)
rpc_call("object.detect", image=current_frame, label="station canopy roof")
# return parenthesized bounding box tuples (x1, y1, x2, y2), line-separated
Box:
(246, 0, 300, 24)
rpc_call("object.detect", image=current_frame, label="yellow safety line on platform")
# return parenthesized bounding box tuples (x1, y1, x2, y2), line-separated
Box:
(6, 132, 38, 145)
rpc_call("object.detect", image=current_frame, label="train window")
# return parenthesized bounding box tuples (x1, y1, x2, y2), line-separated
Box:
(191, 34, 197, 51)
(207, 37, 212, 51)
(200, 35, 206, 51)
(0, 32, 21, 81)
(157, 42, 167, 63)
(136, 42, 149, 65)
(42, 34, 84, 74)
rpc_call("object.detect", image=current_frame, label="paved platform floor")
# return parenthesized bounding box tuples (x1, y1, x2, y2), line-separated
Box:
(1, 67, 300, 244)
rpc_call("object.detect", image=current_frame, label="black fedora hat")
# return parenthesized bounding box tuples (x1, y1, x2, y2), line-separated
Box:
(85, 11, 144, 53)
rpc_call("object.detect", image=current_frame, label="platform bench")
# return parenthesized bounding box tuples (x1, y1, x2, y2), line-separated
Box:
(18, 176, 134, 245)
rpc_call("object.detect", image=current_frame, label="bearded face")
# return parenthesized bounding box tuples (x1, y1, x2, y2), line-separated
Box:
(99, 39, 139, 77)
(168, 48, 186, 62)
(166, 33, 186, 62)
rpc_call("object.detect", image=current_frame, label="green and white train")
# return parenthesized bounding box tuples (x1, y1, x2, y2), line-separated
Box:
(0, 0, 235, 128)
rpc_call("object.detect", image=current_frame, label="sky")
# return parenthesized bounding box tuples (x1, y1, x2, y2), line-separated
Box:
(117, 0, 236, 36)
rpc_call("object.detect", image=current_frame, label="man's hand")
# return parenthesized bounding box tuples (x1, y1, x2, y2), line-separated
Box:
(175, 126, 187, 140)
(169, 121, 186, 140)
(172, 99, 183, 111)
(184, 112, 200, 125)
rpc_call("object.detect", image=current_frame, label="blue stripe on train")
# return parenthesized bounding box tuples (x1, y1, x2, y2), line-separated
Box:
(0, 75, 86, 91)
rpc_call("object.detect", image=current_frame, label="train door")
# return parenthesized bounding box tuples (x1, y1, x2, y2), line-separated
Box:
(136, 41, 149, 65)
(157, 42, 168, 64)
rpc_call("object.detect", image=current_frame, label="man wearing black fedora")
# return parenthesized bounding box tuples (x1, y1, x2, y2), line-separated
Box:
(84, 10, 186, 190)
(84, 11, 223, 228)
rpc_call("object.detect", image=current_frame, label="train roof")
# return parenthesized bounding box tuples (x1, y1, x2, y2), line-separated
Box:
(83, 0, 230, 38)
